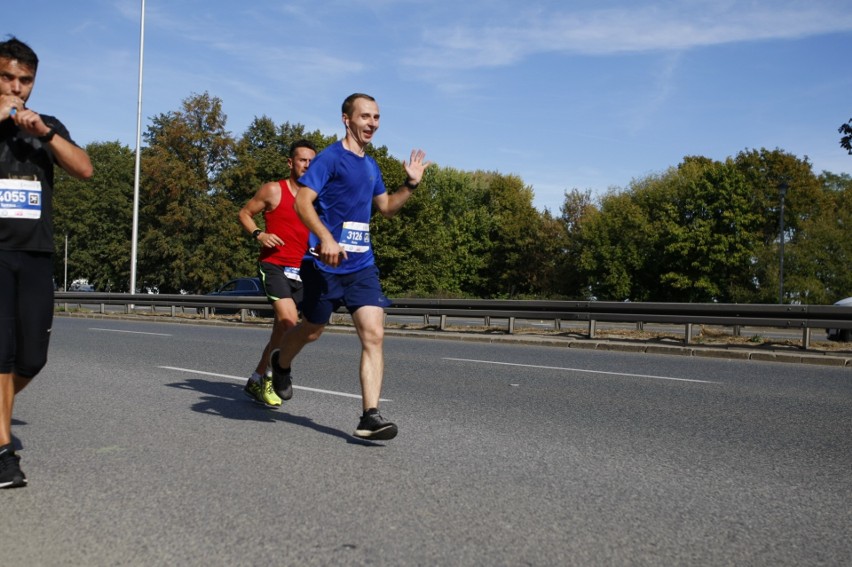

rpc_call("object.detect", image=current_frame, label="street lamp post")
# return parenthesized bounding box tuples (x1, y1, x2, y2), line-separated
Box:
(778, 181, 788, 304)
(130, 0, 146, 295)
(64, 233, 68, 292)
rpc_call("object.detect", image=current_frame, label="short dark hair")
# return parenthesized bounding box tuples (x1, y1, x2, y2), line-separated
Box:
(0, 36, 38, 73)
(341, 93, 375, 118)
(289, 139, 317, 158)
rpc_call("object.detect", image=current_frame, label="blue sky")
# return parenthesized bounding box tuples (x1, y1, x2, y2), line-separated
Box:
(11, 0, 852, 212)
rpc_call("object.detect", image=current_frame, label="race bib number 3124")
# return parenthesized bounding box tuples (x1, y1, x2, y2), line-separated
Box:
(0, 179, 42, 220)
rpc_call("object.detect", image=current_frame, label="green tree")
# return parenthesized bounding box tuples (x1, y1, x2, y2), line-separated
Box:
(779, 172, 852, 304)
(53, 141, 135, 291)
(138, 92, 251, 293)
(570, 157, 763, 302)
(478, 172, 543, 297)
(370, 165, 458, 296)
(221, 118, 333, 206)
(734, 148, 823, 302)
(554, 189, 596, 299)
(373, 166, 495, 297)
(574, 189, 653, 301)
(525, 207, 570, 297)
(649, 157, 761, 302)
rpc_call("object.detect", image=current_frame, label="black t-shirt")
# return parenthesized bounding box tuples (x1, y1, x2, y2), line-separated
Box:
(0, 115, 76, 253)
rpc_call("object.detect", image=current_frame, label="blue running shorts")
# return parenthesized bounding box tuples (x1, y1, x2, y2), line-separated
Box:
(300, 260, 392, 325)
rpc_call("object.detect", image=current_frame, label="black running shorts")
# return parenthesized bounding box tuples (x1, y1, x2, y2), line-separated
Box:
(258, 262, 304, 305)
(0, 250, 54, 378)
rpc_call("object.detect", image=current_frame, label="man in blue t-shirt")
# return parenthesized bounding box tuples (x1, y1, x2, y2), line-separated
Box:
(268, 93, 430, 441)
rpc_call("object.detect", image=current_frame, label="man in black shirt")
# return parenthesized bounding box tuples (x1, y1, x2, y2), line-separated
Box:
(0, 36, 92, 488)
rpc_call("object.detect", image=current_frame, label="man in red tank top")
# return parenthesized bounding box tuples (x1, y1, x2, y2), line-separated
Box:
(237, 140, 316, 407)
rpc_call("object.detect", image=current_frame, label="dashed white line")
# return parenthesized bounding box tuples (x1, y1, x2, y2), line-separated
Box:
(158, 366, 391, 401)
(91, 327, 172, 337)
(442, 358, 720, 384)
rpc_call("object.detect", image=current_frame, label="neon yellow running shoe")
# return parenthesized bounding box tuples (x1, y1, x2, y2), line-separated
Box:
(243, 374, 282, 408)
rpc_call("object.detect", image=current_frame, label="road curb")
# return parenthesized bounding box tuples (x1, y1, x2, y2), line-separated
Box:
(55, 312, 852, 368)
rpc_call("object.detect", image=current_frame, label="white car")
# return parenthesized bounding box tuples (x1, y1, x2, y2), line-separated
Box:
(826, 297, 852, 342)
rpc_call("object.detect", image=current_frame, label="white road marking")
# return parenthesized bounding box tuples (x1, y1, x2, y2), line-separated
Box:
(158, 366, 391, 401)
(91, 327, 172, 337)
(443, 358, 720, 384)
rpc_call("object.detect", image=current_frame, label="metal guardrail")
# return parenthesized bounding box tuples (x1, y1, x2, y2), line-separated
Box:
(55, 292, 852, 350)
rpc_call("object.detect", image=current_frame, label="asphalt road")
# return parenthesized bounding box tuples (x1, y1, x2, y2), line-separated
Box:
(3, 317, 850, 566)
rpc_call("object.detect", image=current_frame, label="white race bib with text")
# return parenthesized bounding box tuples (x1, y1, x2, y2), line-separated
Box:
(339, 221, 370, 253)
(0, 179, 42, 220)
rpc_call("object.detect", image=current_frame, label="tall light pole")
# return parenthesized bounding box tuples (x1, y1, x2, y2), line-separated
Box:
(778, 181, 788, 304)
(130, 0, 146, 295)
(63, 233, 68, 292)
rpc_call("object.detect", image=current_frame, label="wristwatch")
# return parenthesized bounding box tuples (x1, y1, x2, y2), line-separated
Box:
(39, 128, 56, 143)
(251, 229, 263, 239)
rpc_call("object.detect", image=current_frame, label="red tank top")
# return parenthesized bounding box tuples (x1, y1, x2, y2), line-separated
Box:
(258, 180, 310, 268)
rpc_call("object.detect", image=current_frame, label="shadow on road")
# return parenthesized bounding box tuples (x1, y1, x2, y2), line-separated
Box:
(165, 378, 380, 446)
(9, 423, 25, 451)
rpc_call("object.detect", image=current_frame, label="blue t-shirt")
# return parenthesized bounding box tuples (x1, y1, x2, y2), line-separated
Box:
(298, 141, 386, 274)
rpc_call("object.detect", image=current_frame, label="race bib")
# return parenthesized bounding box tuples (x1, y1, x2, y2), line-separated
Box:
(283, 266, 301, 282)
(339, 221, 370, 253)
(0, 179, 42, 220)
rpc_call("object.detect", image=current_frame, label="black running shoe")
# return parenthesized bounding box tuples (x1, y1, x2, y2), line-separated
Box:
(269, 349, 293, 400)
(354, 408, 398, 440)
(0, 444, 27, 489)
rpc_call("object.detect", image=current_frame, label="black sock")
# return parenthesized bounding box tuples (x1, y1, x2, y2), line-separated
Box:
(271, 352, 290, 374)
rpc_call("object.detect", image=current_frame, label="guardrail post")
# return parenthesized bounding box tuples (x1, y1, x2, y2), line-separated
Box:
(802, 328, 810, 350)
(733, 325, 741, 337)
(440, 314, 447, 331)
(171, 306, 176, 317)
(99, 303, 105, 314)
(484, 316, 491, 327)
(588, 319, 596, 339)
(508, 317, 515, 334)
(636, 321, 644, 331)
(685, 323, 693, 344)
(554, 318, 561, 331)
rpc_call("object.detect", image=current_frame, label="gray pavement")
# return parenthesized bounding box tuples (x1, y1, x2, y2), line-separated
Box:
(3, 317, 851, 566)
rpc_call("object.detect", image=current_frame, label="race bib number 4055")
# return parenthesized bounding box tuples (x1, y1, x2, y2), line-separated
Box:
(339, 221, 370, 253)
(0, 179, 42, 220)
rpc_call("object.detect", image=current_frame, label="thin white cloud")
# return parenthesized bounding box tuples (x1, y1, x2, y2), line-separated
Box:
(405, 1, 852, 69)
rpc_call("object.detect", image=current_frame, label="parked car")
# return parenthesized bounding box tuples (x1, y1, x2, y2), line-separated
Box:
(826, 297, 852, 342)
(203, 277, 268, 316)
